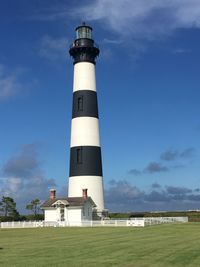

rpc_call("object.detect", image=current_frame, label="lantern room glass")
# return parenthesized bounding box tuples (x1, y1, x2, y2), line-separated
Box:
(76, 27, 92, 39)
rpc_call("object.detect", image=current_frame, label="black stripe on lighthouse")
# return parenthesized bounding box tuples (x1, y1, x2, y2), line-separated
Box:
(70, 146, 102, 176)
(70, 87, 103, 176)
(70, 86, 103, 177)
(72, 90, 99, 118)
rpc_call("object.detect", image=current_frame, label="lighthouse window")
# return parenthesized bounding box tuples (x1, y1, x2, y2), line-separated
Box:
(78, 96, 83, 111)
(77, 148, 82, 164)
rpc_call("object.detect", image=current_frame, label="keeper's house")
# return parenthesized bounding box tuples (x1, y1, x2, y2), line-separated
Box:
(41, 189, 96, 223)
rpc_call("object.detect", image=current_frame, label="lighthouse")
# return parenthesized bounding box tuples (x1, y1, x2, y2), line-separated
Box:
(68, 23, 105, 217)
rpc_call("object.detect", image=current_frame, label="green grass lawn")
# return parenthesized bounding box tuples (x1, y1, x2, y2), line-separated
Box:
(1, 223, 200, 267)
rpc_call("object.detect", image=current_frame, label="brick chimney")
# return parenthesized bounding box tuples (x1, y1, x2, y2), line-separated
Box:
(50, 189, 56, 200)
(82, 189, 88, 199)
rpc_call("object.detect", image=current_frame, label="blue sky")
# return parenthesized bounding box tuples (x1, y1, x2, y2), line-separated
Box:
(0, 0, 200, 213)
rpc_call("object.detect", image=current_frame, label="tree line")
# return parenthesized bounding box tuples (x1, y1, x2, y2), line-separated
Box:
(0, 196, 44, 222)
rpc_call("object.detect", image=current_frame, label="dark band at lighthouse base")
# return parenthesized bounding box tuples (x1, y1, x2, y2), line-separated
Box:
(70, 146, 103, 177)
(72, 90, 99, 118)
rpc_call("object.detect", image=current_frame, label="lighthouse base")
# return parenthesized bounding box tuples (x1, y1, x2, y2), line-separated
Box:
(68, 175, 105, 213)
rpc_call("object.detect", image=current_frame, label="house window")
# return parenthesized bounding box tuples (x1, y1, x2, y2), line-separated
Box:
(77, 148, 82, 164)
(78, 96, 83, 111)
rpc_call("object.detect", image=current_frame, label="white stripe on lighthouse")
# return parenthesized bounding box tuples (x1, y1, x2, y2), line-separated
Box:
(70, 117, 100, 147)
(68, 175, 104, 211)
(73, 62, 96, 92)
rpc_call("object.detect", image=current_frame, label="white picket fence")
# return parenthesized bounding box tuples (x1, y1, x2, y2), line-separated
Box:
(0, 217, 188, 229)
(143, 216, 188, 226)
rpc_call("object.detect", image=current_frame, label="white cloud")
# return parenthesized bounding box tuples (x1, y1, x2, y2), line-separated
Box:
(30, 1, 200, 42)
(6, 177, 23, 193)
(30, 0, 200, 62)
(172, 49, 191, 54)
(0, 144, 56, 212)
(0, 64, 23, 102)
(105, 180, 200, 212)
(73, 0, 200, 41)
(39, 35, 68, 61)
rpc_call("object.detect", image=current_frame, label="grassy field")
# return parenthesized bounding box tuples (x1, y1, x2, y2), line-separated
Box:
(1, 223, 200, 267)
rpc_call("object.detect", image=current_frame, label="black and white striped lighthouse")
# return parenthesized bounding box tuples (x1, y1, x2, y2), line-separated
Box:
(68, 23, 105, 216)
